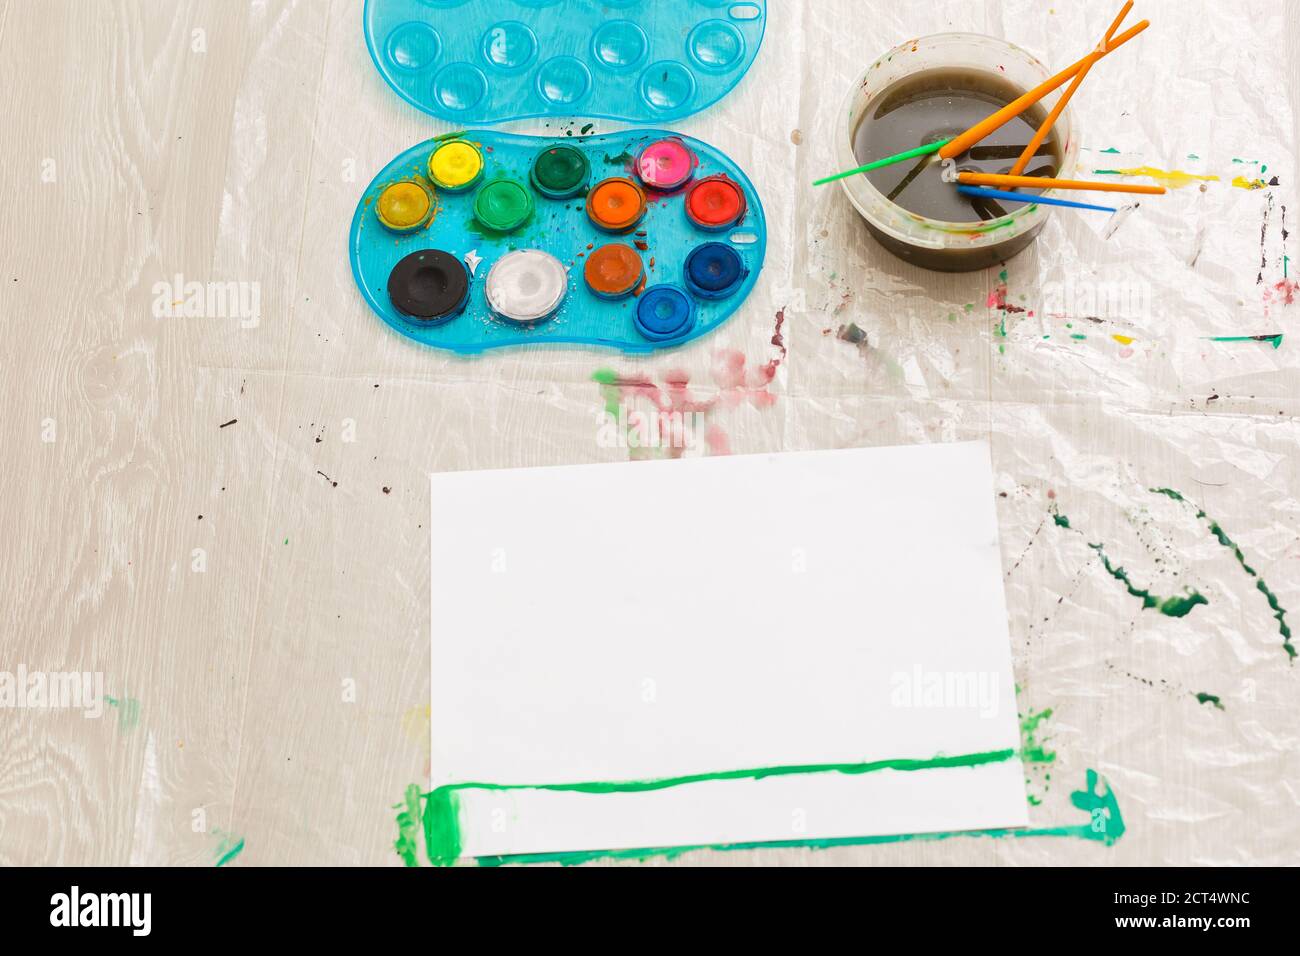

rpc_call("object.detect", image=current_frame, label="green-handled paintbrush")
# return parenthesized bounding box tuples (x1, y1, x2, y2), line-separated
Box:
(812, 139, 950, 187)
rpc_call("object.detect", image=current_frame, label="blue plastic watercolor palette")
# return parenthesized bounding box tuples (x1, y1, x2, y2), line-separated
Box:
(364, 0, 767, 124)
(349, 129, 767, 354)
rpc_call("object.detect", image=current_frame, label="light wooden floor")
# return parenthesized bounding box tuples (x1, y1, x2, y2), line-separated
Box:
(2, 0, 1298, 866)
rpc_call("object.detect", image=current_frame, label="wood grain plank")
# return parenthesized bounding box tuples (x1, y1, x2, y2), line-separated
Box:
(0, 0, 328, 864)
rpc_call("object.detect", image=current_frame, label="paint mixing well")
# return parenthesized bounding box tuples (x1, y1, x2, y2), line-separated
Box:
(364, 0, 768, 124)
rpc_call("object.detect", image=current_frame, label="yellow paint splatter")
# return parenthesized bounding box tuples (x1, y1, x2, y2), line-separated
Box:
(1101, 166, 1220, 189)
(400, 703, 431, 744)
(1112, 334, 1135, 346)
(1231, 176, 1267, 191)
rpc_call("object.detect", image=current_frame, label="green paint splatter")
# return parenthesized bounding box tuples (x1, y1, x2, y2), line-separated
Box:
(1207, 334, 1284, 349)
(1194, 692, 1225, 710)
(394, 783, 423, 867)
(1019, 707, 1056, 764)
(1100, 147, 1122, 155)
(1051, 505, 1206, 617)
(1088, 543, 1208, 617)
(603, 151, 633, 166)
(592, 367, 658, 458)
(592, 367, 621, 418)
(1019, 703, 1055, 807)
(1070, 333, 1087, 340)
(103, 695, 140, 732)
(212, 829, 245, 867)
(966, 215, 1024, 235)
(1150, 488, 1294, 659)
(472, 769, 1124, 866)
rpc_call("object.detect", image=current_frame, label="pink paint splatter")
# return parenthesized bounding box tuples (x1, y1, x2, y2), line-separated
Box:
(760, 308, 788, 384)
(987, 280, 1027, 315)
(1264, 279, 1298, 316)
(704, 425, 732, 456)
(594, 309, 787, 458)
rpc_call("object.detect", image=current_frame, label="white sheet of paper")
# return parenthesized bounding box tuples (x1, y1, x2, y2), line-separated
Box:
(430, 441, 1027, 860)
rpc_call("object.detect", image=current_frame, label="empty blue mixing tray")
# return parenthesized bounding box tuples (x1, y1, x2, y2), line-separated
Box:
(364, 0, 767, 124)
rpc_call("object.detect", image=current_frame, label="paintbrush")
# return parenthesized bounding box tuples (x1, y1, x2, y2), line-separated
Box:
(939, 18, 1149, 160)
(813, 15, 1149, 187)
(956, 171, 1165, 195)
(956, 184, 1119, 213)
(1008, 1, 1136, 176)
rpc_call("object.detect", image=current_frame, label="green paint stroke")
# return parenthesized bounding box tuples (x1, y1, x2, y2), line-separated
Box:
(103, 695, 140, 732)
(475, 769, 1124, 866)
(212, 830, 245, 867)
(423, 786, 463, 867)
(1194, 692, 1225, 711)
(1151, 488, 1294, 659)
(1087, 543, 1208, 618)
(1207, 334, 1284, 349)
(399, 750, 1126, 866)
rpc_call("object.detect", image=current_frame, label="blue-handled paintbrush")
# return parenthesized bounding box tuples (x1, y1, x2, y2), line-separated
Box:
(956, 184, 1119, 213)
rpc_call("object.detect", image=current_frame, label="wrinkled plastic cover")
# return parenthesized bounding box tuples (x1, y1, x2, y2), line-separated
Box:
(542, 0, 1300, 865)
(92, 0, 1295, 867)
(364, 1, 1300, 866)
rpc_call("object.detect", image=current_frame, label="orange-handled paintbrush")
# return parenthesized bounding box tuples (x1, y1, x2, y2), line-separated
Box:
(956, 171, 1166, 195)
(938, 18, 1150, 161)
(1008, 2, 1137, 176)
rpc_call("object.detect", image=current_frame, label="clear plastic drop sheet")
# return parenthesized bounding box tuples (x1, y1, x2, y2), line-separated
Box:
(470, 0, 1297, 865)
(279, 0, 1294, 868)
(67, 0, 1296, 866)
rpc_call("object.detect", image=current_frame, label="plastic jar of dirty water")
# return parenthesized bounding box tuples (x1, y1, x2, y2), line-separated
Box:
(836, 33, 1080, 273)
